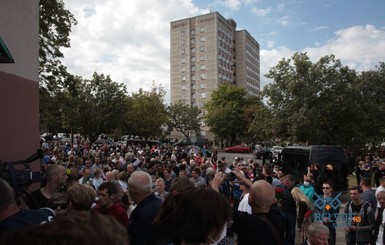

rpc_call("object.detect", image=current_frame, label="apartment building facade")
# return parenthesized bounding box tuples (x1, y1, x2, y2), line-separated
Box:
(170, 12, 260, 137)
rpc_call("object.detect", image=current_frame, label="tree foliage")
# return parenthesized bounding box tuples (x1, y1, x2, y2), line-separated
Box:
(263, 52, 363, 147)
(205, 84, 257, 144)
(167, 103, 202, 137)
(354, 62, 385, 149)
(127, 84, 168, 140)
(39, 0, 77, 92)
(74, 73, 128, 142)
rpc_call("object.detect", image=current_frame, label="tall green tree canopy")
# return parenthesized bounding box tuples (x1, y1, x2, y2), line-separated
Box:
(167, 103, 202, 137)
(205, 84, 256, 144)
(263, 52, 362, 146)
(39, 0, 77, 92)
(127, 85, 168, 140)
(76, 73, 128, 142)
(354, 62, 385, 148)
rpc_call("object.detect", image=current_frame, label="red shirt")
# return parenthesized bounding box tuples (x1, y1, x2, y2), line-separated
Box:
(93, 202, 129, 227)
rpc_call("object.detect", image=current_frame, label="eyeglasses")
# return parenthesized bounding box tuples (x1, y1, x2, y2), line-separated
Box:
(322, 187, 330, 189)
(49, 203, 67, 209)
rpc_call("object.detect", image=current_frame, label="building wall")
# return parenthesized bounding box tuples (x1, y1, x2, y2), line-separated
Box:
(0, 0, 40, 171)
(170, 12, 260, 138)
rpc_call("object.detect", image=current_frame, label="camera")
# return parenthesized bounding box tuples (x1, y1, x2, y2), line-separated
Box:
(0, 149, 43, 196)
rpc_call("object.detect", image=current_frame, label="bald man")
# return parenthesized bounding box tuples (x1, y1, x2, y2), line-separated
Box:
(211, 170, 285, 245)
(127, 171, 162, 245)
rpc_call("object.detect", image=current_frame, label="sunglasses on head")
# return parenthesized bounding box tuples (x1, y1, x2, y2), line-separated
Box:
(50, 203, 67, 209)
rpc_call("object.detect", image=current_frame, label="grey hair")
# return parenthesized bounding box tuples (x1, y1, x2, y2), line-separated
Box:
(308, 222, 330, 237)
(127, 171, 152, 194)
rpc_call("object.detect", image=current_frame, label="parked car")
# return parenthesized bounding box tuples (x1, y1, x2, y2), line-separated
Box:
(174, 137, 209, 148)
(271, 146, 284, 157)
(253, 146, 271, 159)
(93, 139, 114, 148)
(224, 144, 252, 153)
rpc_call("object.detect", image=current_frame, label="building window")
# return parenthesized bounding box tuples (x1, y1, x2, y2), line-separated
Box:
(181, 48, 185, 55)
(192, 84, 196, 89)
(200, 64, 206, 70)
(200, 36, 206, 42)
(181, 85, 187, 90)
(181, 58, 186, 63)
(181, 75, 186, 81)
(191, 29, 195, 35)
(200, 26, 206, 33)
(200, 45, 205, 52)
(201, 93, 206, 98)
(191, 47, 196, 53)
(181, 66, 186, 72)
(200, 55, 206, 61)
(180, 30, 185, 37)
(192, 93, 196, 98)
(191, 66, 196, 71)
(200, 74, 206, 80)
(181, 39, 185, 45)
(191, 56, 196, 62)
(200, 83, 206, 88)
(181, 94, 186, 99)
(192, 75, 196, 80)
(191, 38, 195, 44)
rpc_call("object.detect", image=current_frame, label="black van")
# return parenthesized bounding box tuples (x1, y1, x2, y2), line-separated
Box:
(279, 145, 349, 191)
(174, 137, 209, 148)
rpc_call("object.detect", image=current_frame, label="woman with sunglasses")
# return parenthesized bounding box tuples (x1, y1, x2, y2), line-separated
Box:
(47, 192, 68, 217)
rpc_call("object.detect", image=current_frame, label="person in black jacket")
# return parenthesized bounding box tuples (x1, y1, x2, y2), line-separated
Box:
(212, 170, 285, 245)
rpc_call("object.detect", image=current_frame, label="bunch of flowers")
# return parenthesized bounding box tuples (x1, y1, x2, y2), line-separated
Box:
(275, 187, 285, 207)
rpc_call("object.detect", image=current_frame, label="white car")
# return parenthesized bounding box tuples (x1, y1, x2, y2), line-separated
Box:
(271, 146, 284, 157)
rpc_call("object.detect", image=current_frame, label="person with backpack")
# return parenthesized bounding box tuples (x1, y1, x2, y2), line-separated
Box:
(344, 186, 375, 245)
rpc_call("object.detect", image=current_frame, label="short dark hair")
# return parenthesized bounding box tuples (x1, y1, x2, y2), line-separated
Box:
(322, 181, 333, 189)
(361, 177, 372, 187)
(177, 187, 232, 244)
(349, 185, 361, 192)
(99, 182, 117, 196)
(192, 167, 201, 175)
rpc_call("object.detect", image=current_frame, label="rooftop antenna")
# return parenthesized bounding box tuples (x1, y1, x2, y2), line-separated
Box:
(209, 4, 215, 13)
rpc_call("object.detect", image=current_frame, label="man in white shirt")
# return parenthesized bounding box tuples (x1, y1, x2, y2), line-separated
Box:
(376, 177, 385, 208)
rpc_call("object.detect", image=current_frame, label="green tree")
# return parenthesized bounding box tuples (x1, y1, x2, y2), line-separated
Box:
(248, 103, 274, 143)
(127, 84, 168, 140)
(263, 52, 362, 146)
(76, 73, 128, 142)
(205, 84, 255, 145)
(39, 0, 77, 91)
(167, 103, 202, 137)
(355, 62, 385, 150)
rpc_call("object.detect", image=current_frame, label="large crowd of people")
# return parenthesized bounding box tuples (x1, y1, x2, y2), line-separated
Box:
(1, 138, 385, 245)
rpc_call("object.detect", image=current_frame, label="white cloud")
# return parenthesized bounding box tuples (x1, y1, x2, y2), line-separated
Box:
(251, 7, 271, 17)
(61, 0, 385, 103)
(260, 25, 385, 88)
(62, 0, 205, 102)
(278, 15, 289, 26)
(311, 26, 327, 32)
(304, 25, 385, 72)
(221, 0, 242, 10)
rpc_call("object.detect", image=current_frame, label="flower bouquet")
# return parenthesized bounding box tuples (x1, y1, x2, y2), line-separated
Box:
(275, 187, 285, 208)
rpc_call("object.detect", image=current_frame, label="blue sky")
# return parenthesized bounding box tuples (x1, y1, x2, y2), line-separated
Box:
(62, 0, 385, 102)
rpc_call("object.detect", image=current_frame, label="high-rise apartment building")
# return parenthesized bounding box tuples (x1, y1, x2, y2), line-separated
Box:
(170, 12, 260, 137)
